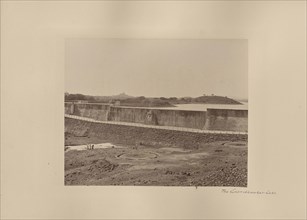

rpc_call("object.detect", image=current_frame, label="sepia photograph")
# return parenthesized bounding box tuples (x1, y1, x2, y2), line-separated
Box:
(1, 1, 306, 219)
(64, 39, 248, 186)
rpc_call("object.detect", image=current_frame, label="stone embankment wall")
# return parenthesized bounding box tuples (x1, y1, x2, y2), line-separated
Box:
(108, 107, 207, 129)
(65, 102, 110, 121)
(64, 102, 248, 132)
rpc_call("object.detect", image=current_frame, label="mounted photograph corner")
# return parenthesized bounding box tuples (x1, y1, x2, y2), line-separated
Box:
(64, 39, 248, 186)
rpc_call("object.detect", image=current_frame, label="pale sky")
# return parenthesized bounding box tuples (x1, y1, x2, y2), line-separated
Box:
(65, 39, 247, 99)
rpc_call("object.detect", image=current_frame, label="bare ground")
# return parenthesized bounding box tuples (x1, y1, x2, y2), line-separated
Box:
(65, 119, 248, 187)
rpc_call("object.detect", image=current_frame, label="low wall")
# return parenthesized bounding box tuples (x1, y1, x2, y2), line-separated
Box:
(204, 108, 248, 132)
(65, 102, 74, 114)
(108, 107, 148, 124)
(108, 107, 207, 129)
(65, 103, 110, 121)
(65, 102, 248, 132)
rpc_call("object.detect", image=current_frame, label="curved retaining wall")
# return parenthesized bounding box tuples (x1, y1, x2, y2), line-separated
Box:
(64, 102, 248, 132)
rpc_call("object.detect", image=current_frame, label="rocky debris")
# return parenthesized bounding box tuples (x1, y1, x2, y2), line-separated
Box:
(88, 159, 118, 172)
(65, 118, 248, 186)
(204, 166, 247, 187)
(65, 159, 119, 185)
(165, 170, 192, 176)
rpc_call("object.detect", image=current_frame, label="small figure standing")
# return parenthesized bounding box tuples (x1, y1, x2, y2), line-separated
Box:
(86, 144, 95, 150)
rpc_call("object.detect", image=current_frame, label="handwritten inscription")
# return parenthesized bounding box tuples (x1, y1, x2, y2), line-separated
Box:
(221, 188, 277, 195)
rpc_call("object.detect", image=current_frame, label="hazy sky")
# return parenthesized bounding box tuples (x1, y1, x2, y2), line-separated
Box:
(65, 39, 247, 99)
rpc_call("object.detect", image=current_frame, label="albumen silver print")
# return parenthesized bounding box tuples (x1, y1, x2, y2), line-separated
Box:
(64, 39, 248, 186)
